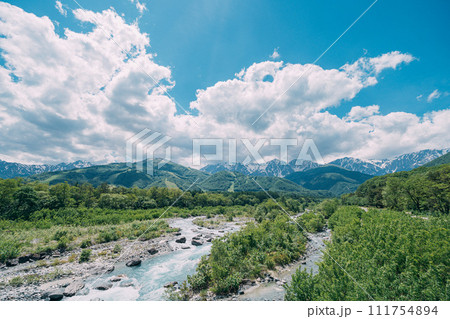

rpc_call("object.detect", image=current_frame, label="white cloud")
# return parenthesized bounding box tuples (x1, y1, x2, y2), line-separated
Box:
(0, 3, 448, 166)
(345, 105, 380, 121)
(427, 89, 441, 103)
(130, 0, 147, 14)
(55, 1, 66, 16)
(416, 94, 423, 101)
(270, 48, 280, 59)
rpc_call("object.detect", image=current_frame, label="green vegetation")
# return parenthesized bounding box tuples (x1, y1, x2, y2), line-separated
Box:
(285, 206, 449, 301)
(285, 165, 373, 196)
(79, 249, 91, 263)
(297, 212, 325, 233)
(174, 215, 306, 297)
(0, 177, 318, 263)
(343, 164, 450, 214)
(28, 159, 330, 196)
(422, 152, 450, 168)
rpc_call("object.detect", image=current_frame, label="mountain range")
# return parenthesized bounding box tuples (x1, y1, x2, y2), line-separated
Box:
(201, 149, 449, 177)
(0, 160, 92, 179)
(1, 148, 448, 197)
(201, 159, 320, 177)
(29, 159, 328, 197)
(329, 149, 449, 175)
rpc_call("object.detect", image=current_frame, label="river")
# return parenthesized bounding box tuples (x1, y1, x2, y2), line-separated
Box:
(66, 219, 329, 301)
(67, 218, 240, 301)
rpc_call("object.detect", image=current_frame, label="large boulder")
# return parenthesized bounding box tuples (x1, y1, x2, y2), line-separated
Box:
(148, 247, 158, 255)
(191, 239, 203, 246)
(126, 258, 141, 267)
(48, 289, 64, 301)
(63, 280, 85, 297)
(175, 237, 186, 243)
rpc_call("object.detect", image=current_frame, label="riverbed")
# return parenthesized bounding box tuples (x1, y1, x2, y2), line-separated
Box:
(234, 229, 330, 301)
(67, 218, 241, 301)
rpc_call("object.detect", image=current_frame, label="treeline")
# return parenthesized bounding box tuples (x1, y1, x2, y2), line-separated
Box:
(285, 206, 449, 301)
(342, 164, 450, 214)
(0, 178, 318, 221)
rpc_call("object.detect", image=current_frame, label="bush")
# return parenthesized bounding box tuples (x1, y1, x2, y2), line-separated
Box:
(79, 249, 91, 263)
(80, 239, 92, 249)
(297, 212, 325, 233)
(9, 276, 24, 287)
(0, 241, 20, 263)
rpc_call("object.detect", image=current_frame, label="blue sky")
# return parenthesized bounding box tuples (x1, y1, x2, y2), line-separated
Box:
(0, 0, 449, 165)
(6, 0, 450, 115)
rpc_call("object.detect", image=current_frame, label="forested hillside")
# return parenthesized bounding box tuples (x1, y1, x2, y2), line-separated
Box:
(284, 165, 372, 196)
(342, 163, 450, 214)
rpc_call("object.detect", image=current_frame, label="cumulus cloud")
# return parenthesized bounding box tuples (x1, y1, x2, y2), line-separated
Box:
(345, 105, 380, 121)
(0, 3, 448, 166)
(427, 89, 441, 103)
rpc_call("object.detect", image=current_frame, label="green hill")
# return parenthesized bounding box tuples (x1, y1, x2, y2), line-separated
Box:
(30, 159, 209, 190)
(30, 160, 328, 196)
(343, 161, 450, 214)
(422, 152, 450, 168)
(284, 165, 373, 196)
(198, 170, 329, 196)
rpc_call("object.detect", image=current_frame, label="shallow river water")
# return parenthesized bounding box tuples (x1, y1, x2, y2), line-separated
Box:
(67, 219, 328, 301)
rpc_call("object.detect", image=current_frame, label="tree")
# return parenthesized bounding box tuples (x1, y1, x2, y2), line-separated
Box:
(12, 186, 40, 220)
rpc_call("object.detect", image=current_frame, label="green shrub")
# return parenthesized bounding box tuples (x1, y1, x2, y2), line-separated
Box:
(79, 249, 91, 263)
(0, 241, 20, 263)
(297, 212, 325, 233)
(80, 239, 92, 249)
(9, 276, 24, 287)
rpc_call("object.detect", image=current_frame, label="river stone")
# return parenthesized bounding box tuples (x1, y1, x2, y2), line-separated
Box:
(119, 280, 135, 288)
(48, 289, 64, 301)
(181, 246, 190, 249)
(164, 281, 178, 288)
(148, 247, 158, 255)
(94, 282, 112, 290)
(63, 280, 85, 297)
(191, 239, 203, 246)
(109, 276, 122, 282)
(174, 232, 182, 236)
(126, 258, 141, 267)
(175, 237, 186, 243)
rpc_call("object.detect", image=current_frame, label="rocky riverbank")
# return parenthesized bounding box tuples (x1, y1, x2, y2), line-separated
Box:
(0, 216, 246, 301)
(182, 228, 331, 301)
